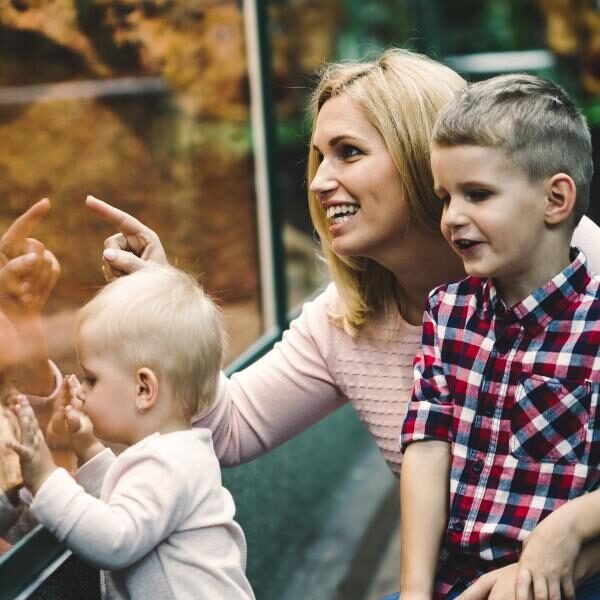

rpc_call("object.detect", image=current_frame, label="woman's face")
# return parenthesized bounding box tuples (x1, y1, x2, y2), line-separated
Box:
(310, 95, 410, 268)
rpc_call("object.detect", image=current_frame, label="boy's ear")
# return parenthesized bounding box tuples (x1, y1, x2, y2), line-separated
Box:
(135, 367, 159, 413)
(544, 173, 576, 225)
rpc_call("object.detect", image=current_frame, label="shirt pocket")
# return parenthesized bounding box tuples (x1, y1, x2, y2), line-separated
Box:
(509, 375, 591, 464)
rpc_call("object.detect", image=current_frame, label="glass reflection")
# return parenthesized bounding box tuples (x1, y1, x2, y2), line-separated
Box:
(0, 0, 261, 553)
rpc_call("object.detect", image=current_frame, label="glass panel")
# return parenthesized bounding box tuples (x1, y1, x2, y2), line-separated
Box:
(0, 0, 263, 556)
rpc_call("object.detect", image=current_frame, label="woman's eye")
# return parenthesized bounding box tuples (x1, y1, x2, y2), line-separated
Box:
(466, 189, 491, 202)
(341, 145, 361, 160)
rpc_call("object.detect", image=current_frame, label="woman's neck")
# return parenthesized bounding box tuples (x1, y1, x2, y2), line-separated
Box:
(391, 235, 465, 325)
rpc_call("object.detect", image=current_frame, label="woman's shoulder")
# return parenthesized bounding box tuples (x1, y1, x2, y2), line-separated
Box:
(574, 215, 600, 275)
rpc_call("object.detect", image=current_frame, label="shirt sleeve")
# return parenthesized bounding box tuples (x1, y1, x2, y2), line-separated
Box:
(193, 286, 347, 466)
(401, 295, 455, 450)
(30, 447, 198, 570)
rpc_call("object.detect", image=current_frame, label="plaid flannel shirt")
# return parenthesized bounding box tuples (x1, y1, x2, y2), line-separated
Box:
(401, 248, 600, 599)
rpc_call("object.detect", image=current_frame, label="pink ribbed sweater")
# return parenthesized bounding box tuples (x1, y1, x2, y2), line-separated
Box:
(195, 217, 600, 477)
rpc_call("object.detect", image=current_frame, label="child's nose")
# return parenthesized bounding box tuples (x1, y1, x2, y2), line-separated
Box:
(442, 198, 468, 229)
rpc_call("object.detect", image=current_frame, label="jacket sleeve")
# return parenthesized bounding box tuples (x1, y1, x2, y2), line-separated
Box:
(193, 286, 347, 466)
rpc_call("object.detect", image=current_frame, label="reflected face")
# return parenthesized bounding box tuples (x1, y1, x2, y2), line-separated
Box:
(76, 325, 137, 446)
(432, 144, 549, 293)
(309, 95, 409, 267)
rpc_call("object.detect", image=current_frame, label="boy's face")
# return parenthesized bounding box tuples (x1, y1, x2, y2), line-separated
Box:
(76, 324, 138, 446)
(431, 143, 558, 302)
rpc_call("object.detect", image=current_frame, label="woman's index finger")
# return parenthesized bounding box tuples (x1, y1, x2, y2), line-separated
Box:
(86, 195, 147, 237)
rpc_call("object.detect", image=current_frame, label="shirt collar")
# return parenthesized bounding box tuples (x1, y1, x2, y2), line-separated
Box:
(482, 247, 590, 336)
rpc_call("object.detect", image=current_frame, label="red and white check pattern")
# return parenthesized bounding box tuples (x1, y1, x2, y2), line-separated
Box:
(401, 249, 600, 599)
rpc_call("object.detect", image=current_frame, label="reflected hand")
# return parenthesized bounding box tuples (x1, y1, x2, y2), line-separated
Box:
(7, 394, 56, 495)
(0, 199, 60, 322)
(0, 309, 18, 375)
(85, 195, 168, 281)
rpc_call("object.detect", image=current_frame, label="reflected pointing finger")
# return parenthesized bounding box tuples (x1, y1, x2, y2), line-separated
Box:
(1, 199, 50, 253)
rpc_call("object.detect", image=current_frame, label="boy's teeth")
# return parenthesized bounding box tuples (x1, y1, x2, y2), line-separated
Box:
(326, 204, 360, 221)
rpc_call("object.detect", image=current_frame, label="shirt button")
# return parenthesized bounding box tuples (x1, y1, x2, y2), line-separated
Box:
(453, 520, 465, 532)
(472, 460, 484, 473)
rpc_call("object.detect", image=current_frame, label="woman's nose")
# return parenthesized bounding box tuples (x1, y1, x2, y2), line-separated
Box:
(309, 159, 337, 198)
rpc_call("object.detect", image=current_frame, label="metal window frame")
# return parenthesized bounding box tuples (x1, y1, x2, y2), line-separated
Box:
(0, 1, 292, 596)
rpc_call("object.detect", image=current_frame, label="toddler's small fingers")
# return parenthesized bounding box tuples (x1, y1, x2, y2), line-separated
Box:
(6, 440, 32, 461)
(65, 406, 82, 433)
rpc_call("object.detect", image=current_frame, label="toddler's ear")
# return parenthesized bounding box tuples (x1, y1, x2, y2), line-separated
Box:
(544, 173, 576, 225)
(135, 368, 159, 413)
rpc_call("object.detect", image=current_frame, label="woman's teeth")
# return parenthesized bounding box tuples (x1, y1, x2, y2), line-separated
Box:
(326, 204, 360, 224)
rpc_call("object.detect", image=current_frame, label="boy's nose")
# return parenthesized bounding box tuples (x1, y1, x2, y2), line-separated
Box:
(442, 198, 469, 229)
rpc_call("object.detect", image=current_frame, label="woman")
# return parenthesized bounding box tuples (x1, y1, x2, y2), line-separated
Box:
(86, 49, 600, 597)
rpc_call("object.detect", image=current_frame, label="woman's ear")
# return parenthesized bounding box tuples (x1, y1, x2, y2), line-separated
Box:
(135, 367, 159, 413)
(544, 173, 577, 225)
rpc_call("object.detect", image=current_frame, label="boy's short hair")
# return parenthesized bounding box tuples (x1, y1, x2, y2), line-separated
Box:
(432, 73, 593, 225)
(77, 265, 226, 419)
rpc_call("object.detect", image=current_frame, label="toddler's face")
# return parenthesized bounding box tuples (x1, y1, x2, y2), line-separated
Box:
(76, 325, 138, 446)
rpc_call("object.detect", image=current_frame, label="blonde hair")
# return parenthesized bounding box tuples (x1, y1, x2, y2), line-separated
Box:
(432, 73, 593, 226)
(77, 265, 225, 419)
(307, 48, 466, 334)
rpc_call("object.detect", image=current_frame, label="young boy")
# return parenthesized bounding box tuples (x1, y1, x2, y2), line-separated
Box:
(400, 74, 600, 600)
(8, 264, 255, 600)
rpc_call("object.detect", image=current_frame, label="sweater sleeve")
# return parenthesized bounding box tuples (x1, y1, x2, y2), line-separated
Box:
(31, 446, 199, 570)
(573, 215, 600, 275)
(193, 286, 347, 466)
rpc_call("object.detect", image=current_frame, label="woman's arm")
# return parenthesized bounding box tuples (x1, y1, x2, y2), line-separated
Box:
(194, 288, 347, 465)
(515, 488, 600, 600)
(86, 196, 348, 466)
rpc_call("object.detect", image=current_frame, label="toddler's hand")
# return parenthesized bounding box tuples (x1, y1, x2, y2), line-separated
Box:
(516, 510, 580, 600)
(47, 376, 104, 465)
(7, 394, 56, 494)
